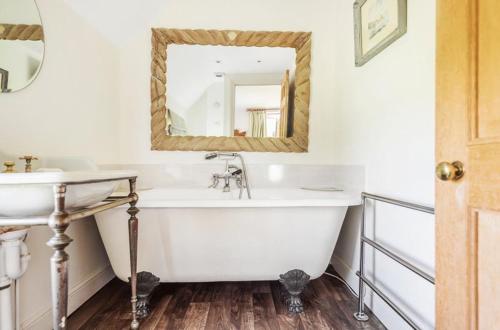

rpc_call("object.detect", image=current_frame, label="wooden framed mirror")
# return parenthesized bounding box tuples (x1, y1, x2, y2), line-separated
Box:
(0, 0, 45, 93)
(150, 28, 311, 152)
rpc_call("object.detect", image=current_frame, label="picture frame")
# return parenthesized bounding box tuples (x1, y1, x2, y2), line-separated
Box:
(354, 0, 407, 66)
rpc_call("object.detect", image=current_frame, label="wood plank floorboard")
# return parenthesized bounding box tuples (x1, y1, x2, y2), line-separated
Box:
(68, 270, 386, 330)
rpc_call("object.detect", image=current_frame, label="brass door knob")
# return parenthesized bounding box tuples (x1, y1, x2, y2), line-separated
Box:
(436, 161, 464, 181)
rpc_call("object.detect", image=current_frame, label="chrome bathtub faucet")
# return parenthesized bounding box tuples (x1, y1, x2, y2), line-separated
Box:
(208, 162, 242, 192)
(205, 152, 251, 199)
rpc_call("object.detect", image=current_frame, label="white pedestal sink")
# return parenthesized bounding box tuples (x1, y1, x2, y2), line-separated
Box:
(0, 170, 136, 217)
(0, 169, 140, 330)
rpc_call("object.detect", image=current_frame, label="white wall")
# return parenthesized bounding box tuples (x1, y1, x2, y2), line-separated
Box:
(331, 0, 436, 329)
(184, 91, 208, 136)
(0, 1, 120, 163)
(116, 0, 338, 164)
(205, 81, 225, 136)
(183, 81, 226, 136)
(0, 1, 119, 328)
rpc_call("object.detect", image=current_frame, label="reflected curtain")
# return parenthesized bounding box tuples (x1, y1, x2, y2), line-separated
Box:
(249, 110, 267, 137)
(166, 109, 188, 136)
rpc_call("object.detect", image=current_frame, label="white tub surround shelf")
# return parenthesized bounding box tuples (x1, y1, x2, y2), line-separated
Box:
(0, 170, 140, 330)
(118, 188, 362, 208)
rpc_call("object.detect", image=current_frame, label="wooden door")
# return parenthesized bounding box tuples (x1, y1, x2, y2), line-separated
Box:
(436, 0, 500, 329)
(279, 70, 290, 138)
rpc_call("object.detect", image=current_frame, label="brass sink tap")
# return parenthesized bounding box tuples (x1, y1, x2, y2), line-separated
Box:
(2, 161, 16, 173)
(19, 155, 38, 172)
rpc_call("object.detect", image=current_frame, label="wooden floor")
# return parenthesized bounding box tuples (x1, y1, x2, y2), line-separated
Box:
(68, 271, 385, 330)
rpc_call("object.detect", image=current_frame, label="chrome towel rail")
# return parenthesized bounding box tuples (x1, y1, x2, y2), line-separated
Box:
(354, 192, 435, 330)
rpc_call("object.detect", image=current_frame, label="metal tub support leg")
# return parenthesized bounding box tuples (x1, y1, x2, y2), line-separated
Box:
(127, 178, 140, 329)
(47, 184, 73, 330)
(279, 269, 310, 314)
(129, 271, 160, 318)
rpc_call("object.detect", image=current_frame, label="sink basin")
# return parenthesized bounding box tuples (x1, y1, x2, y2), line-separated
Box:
(0, 170, 137, 217)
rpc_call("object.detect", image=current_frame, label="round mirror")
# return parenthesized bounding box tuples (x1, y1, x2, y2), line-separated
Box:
(0, 0, 44, 93)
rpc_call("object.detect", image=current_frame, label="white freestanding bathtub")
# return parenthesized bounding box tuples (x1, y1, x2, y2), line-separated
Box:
(95, 188, 360, 283)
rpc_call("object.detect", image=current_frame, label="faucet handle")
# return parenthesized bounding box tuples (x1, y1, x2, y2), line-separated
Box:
(19, 155, 38, 172)
(208, 174, 219, 188)
(2, 161, 16, 173)
(231, 169, 242, 176)
(19, 155, 38, 161)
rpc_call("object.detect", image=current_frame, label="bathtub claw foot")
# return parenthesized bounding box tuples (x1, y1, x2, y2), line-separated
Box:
(279, 269, 310, 314)
(129, 271, 160, 318)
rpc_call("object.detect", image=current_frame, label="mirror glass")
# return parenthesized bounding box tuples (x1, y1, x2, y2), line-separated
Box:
(0, 0, 45, 93)
(166, 44, 296, 138)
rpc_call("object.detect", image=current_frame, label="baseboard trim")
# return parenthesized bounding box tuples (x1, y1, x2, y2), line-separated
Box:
(330, 254, 359, 295)
(22, 265, 115, 330)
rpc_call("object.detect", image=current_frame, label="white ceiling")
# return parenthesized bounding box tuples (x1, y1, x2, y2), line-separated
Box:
(168, 45, 296, 75)
(63, 0, 167, 46)
(235, 85, 281, 113)
(168, 44, 295, 109)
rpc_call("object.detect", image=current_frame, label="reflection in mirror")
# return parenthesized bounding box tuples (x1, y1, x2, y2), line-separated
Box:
(0, 0, 45, 93)
(166, 45, 296, 138)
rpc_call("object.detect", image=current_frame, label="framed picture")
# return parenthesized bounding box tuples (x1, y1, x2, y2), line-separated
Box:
(354, 0, 407, 66)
